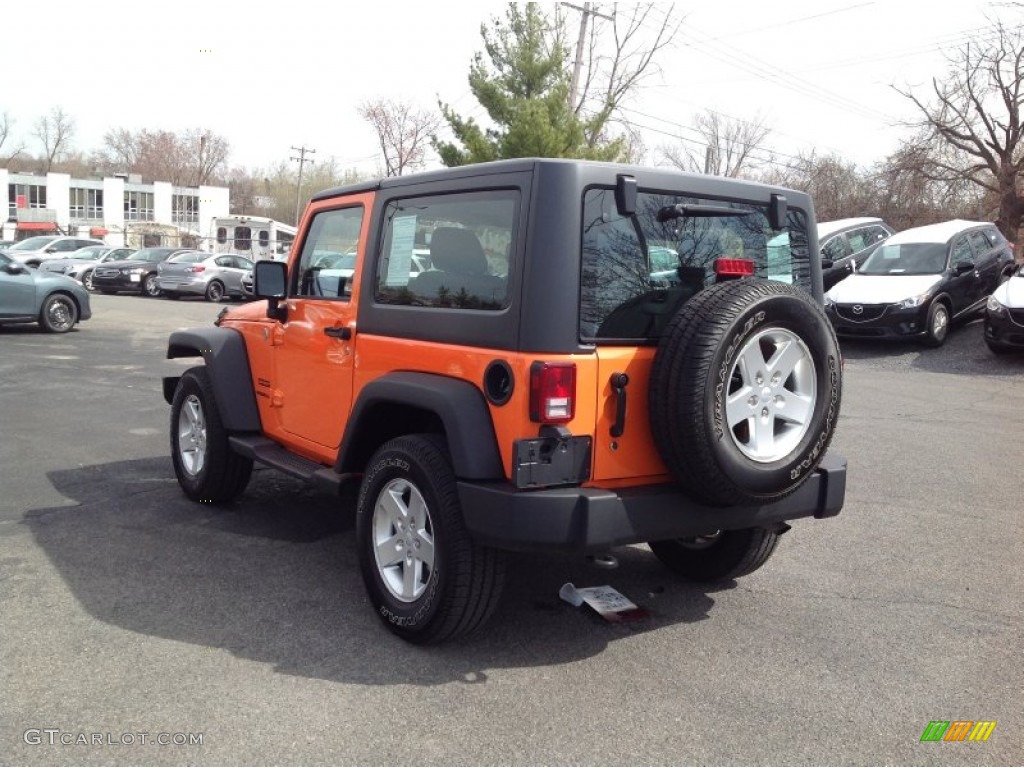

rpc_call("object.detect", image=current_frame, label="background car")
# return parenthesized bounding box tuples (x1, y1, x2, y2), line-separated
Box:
(984, 261, 1024, 353)
(41, 246, 136, 290)
(825, 219, 1014, 346)
(156, 252, 254, 301)
(5, 236, 106, 267)
(90, 247, 188, 297)
(0, 249, 92, 332)
(818, 217, 896, 291)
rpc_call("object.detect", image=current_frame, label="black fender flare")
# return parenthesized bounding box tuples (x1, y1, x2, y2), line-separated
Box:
(337, 372, 504, 480)
(163, 327, 261, 432)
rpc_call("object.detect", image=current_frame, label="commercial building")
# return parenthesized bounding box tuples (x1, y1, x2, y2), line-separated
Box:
(0, 168, 230, 248)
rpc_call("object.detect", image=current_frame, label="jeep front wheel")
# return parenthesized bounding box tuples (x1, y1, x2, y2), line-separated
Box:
(649, 278, 841, 506)
(170, 366, 253, 503)
(356, 435, 506, 644)
(649, 527, 780, 581)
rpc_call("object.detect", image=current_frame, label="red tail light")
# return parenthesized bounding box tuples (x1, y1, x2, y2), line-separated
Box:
(714, 258, 755, 276)
(187, 265, 207, 273)
(529, 362, 576, 423)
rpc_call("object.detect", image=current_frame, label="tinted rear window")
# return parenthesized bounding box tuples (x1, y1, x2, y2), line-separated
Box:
(580, 188, 811, 341)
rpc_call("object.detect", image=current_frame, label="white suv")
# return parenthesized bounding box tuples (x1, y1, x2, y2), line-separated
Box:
(5, 236, 105, 267)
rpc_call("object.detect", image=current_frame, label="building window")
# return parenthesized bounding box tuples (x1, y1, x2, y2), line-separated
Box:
(172, 193, 199, 224)
(234, 226, 252, 251)
(142, 233, 162, 247)
(8, 183, 47, 219)
(124, 191, 154, 221)
(69, 188, 103, 220)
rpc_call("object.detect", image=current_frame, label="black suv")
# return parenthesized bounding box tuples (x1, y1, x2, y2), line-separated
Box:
(825, 219, 1015, 346)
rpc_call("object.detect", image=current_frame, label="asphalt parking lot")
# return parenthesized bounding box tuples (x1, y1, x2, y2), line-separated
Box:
(1, 294, 1021, 766)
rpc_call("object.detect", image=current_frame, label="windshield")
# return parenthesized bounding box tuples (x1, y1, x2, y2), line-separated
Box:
(10, 236, 57, 251)
(859, 243, 947, 275)
(580, 188, 811, 341)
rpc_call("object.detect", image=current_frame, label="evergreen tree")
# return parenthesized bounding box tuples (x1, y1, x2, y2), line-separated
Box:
(435, 4, 625, 166)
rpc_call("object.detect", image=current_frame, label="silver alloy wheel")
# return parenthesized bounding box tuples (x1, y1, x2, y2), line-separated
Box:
(46, 297, 74, 331)
(144, 274, 161, 297)
(177, 394, 207, 476)
(372, 478, 436, 603)
(931, 304, 948, 340)
(725, 327, 817, 463)
(82, 270, 94, 290)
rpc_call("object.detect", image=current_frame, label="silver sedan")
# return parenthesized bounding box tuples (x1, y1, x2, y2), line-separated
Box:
(156, 252, 254, 301)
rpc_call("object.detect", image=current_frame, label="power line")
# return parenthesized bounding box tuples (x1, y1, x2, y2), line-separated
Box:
(290, 145, 316, 226)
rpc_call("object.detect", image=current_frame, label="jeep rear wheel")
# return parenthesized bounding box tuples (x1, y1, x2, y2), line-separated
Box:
(649, 527, 780, 581)
(170, 366, 253, 503)
(356, 434, 506, 644)
(649, 278, 841, 506)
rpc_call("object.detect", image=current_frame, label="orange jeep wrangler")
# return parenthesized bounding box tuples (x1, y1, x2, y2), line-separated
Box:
(164, 159, 846, 643)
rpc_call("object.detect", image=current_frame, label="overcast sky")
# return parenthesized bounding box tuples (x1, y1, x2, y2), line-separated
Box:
(2, 0, 1018, 178)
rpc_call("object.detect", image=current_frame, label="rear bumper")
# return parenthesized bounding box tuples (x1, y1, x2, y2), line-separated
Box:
(458, 452, 847, 553)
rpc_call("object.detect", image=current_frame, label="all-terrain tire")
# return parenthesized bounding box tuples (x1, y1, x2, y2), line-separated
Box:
(170, 366, 253, 503)
(649, 278, 841, 506)
(356, 434, 506, 644)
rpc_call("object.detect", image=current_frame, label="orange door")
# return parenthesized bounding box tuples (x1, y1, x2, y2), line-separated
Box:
(270, 196, 371, 452)
(590, 346, 669, 483)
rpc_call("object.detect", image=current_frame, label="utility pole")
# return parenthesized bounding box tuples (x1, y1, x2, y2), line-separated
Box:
(562, 2, 614, 111)
(290, 145, 316, 226)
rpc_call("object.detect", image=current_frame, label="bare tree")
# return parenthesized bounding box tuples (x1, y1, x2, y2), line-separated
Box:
(659, 110, 772, 177)
(186, 128, 230, 185)
(895, 22, 1024, 241)
(359, 99, 440, 176)
(0, 111, 25, 164)
(566, 3, 683, 149)
(94, 127, 229, 185)
(33, 107, 75, 172)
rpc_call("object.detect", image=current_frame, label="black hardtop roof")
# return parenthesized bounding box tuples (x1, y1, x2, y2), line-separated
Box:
(310, 157, 808, 205)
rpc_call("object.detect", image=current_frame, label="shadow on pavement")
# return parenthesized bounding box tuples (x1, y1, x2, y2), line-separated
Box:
(25, 457, 719, 686)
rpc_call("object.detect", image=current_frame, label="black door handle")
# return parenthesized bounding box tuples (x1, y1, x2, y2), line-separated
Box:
(610, 372, 629, 437)
(324, 326, 352, 340)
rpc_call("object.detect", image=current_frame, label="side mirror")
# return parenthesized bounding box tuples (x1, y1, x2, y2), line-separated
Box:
(254, 260, 288, 321)
(2, 262, 26, 275)
(953, 261, 974, 276)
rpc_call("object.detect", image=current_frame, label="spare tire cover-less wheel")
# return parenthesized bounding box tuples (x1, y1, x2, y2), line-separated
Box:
(649, 278, 841, 506)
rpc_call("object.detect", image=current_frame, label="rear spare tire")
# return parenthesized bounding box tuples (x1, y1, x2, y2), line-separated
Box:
(649, 278, 841, 506)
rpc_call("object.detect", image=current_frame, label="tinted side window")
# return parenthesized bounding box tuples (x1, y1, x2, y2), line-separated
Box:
(968, 230, 991, 256)
(376, 191, 516, 311)
(951, 236, 973, 266)
(822, 235, 852, 260)
(295, 206, 364, 299)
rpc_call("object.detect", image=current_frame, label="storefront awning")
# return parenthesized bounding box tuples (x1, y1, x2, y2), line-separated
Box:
(17, 221, 58, 231)
(89, 227, 109, 237)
